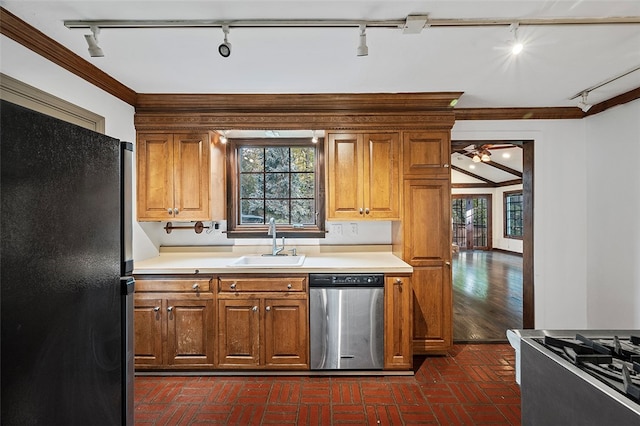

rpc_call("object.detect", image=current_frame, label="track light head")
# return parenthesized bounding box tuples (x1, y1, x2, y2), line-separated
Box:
(577, 91, 592, 112)
(84, 25, 104, 57)
(218, 25, 231, 57)
(357, 24, 368, 57)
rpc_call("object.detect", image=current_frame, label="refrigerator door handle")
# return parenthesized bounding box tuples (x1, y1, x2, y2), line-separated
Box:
(121, 276, 135, 295)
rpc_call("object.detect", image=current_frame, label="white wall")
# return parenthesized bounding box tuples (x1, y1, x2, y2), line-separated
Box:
(452, 119, 590, 330)
(451, 184, 524, 253)
(0, 36, 157, 260)
(585, 99, 640, 329)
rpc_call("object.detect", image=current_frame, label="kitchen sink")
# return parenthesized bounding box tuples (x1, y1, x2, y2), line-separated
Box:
(228, 254, 306, 268)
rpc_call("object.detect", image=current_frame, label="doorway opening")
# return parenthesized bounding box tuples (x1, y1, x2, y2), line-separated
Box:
(450, 139, 533, 341)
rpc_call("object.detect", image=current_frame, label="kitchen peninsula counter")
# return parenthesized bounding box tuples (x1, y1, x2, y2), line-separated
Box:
(133, 245, 413, 275)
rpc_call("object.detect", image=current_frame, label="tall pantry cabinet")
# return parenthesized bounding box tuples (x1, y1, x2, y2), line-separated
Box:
(394, 131, 453, 354)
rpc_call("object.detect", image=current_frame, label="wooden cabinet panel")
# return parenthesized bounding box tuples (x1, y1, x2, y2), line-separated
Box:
(403, 179, 451, 266)
(137, 133, 174, 220)
(217, 299, 260, 367)
(402, 131, 450, 177)
(327, 132, 399, 220)
(167, 298, 214, 366)
(137, 132, 210, 221)
(327, 133, 363, 218)
(134, 275, 215, 370)
(411, 266, 452, 352)
(264, 298, 308, 368)
(218, 276, 306, 292)
(216, 275, 309, 370)
(173, 133, 210, 220)
(134, 297, 164, 366)
(364, 133, 400, 219)
(384, 275, 413, 370)
(400, 178, 453, 354)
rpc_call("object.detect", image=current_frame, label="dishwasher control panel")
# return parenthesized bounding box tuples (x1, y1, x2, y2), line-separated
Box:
(309, 273, 384, 287)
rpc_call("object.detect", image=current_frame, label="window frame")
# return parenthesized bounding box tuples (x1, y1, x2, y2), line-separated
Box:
(226, 137, 326, 238)
(503, 190, 523, 240)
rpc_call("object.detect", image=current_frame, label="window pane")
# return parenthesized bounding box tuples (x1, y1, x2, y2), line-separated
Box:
(265, 200, 289, 223)
(292, 199, 315, 224)
(265, 173, 289, 198)
(290, 147, 315, 172)
(240, 200, 264, 224)
(240, 173, 264, 198)
(239, 147, 264, 172)
(291, 172, 314, 198)
(265, 147, 289, 172)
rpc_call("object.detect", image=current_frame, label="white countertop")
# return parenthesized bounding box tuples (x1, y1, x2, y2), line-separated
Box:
(133, 245, 413, 275)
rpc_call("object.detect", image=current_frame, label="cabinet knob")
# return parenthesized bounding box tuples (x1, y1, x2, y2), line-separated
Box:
(445, 261, 451, 266)
(252, 306, 258, 312)
(359, 208, 364, 215)
(365, 208, 370, 215)
(174, 208, 179, 215)
(230, 282, 237, 290)
(287, 283, 292, 289)
(444, 163, 450, 168)
(153, 306, 160, 312)
(167, 208, 173, 215)
(395, 278, 403, 285)
(265, 306, 271, 312)
(192, 283, 199, 290)
(167, 306, 173, 312)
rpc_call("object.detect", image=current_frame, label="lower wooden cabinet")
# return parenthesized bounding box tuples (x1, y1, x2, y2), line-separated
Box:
(384, 274, 413, 369)
(216, 275, 309, 370)
(134, 276, 215, 369)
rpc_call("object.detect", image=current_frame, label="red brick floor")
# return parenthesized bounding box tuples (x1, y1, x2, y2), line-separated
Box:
(134, 343, 520, 425)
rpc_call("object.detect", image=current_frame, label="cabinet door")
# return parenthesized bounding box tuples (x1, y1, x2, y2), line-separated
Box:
(134, 297, 164, 366)
(173, 133, 211, 221)
(166, 298, 214, 366)
(411, 266, 452, 353)
(217, 298, 260, 368)
(263, 297, 309, 369)
(384, 275, 413, 369)
(327, 132, 364, 219)
(403, 179, 451, 266)
(137, 133, 175, 221)
(363, 133, 400, 219)
(402, 131, 450, 177)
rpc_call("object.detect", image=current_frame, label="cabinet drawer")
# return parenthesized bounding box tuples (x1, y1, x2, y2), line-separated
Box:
(218, 276, 307, 292)
(136, 277, 212, 292)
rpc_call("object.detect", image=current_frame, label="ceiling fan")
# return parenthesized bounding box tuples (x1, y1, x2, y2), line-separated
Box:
(454, 143, 516, 163)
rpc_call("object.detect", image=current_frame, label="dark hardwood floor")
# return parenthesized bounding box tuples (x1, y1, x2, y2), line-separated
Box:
(453, 250, 523, 342)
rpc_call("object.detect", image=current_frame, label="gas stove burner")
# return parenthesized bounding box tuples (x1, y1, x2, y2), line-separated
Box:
(538, 334, 640, 402)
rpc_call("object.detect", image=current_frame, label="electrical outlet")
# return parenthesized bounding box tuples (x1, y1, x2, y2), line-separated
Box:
(350, 223, 358, 235)
(331, 223, 343, 235)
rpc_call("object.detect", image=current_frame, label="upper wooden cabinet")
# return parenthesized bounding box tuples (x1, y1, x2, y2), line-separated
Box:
(137, 132, 211, 221)
(326, 132, 400, 220)
(402, 131, 451, 177)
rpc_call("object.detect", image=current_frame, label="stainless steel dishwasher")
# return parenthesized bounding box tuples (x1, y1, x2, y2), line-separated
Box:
(309, 273, 384, 370)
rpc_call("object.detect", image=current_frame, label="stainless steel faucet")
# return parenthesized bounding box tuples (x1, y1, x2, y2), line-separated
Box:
(267, 217, 285, 256)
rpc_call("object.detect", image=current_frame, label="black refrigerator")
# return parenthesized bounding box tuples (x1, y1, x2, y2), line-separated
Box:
(1, 100, 135, 425)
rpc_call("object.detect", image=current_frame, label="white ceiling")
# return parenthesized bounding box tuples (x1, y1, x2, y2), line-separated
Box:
(2, 0, 639, 109)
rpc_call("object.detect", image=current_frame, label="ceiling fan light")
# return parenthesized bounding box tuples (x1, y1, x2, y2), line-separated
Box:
(472, 154, 481, 163)
(481, 153, 491, 162)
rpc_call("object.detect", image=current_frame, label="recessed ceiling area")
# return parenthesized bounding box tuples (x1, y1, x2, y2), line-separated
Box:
(1, 1, 639, 110)
(451, 141, 523, 186)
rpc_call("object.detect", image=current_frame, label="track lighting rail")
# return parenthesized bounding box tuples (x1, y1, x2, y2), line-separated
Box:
(64, 16, 640, 30)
